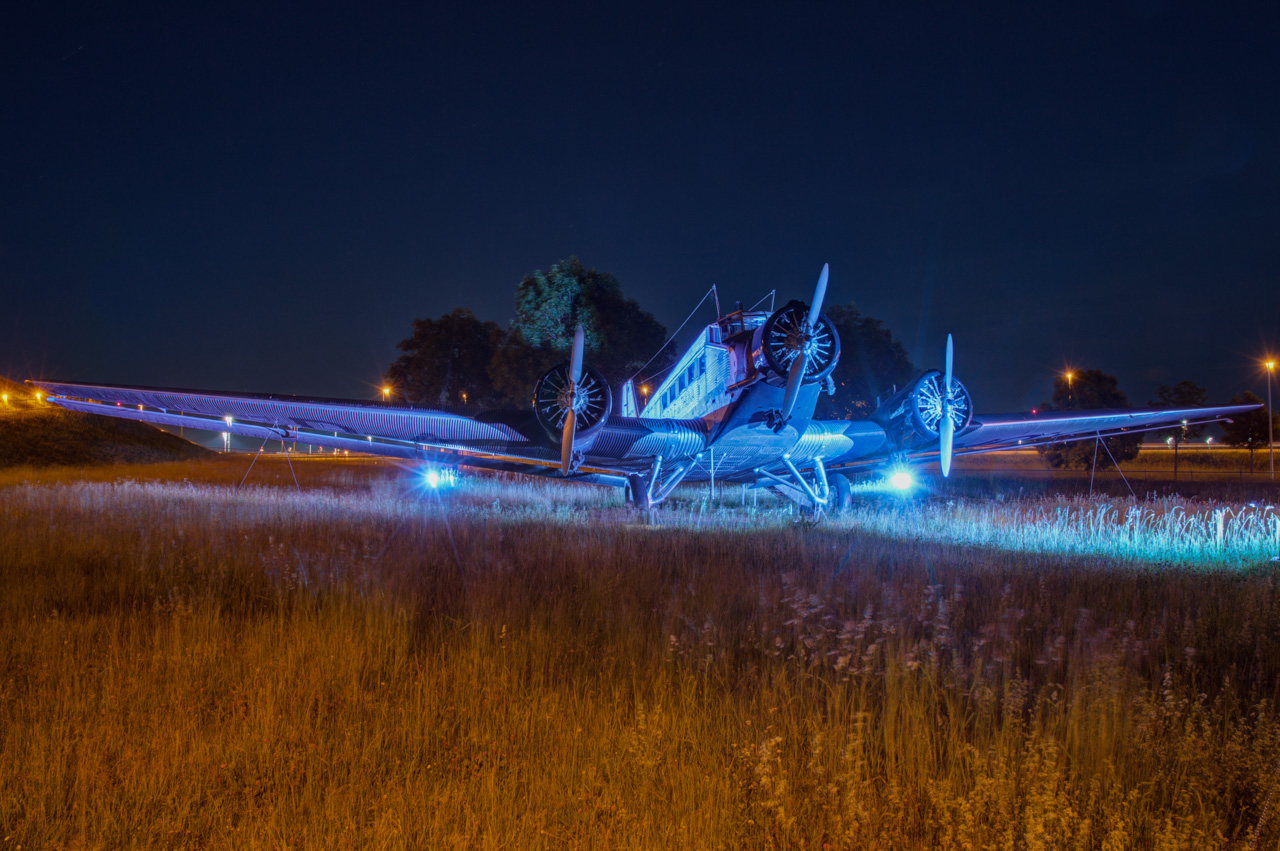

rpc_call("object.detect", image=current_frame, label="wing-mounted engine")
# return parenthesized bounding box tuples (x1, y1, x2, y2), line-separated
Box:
(531, 325, 613, 474)
(873, 368, 972, 449)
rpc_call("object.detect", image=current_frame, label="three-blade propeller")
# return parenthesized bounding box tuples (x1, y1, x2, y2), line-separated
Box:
(779, 263, 830, 424)
(940, 333, 955, 478)
(560, 324, 586, 476)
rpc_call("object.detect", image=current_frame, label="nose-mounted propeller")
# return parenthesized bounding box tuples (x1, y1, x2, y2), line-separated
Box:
(777, 263, 831, 426)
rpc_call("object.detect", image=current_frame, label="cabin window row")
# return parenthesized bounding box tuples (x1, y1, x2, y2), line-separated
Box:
(660, 354, 708, 408)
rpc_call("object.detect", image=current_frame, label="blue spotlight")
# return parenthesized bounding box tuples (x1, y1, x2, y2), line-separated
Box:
(888, 469, 915, 492)
(420, 465, 458, 490)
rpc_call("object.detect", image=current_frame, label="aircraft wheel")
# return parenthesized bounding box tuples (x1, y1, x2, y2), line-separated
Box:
(829, 473, 854, 514)
(625, 474, 651, 510)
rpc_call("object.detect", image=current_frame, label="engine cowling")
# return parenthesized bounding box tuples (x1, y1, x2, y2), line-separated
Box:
(873, 369, 973, 446)
(532, 361, 613, 445)
(749, 299, 841, 384)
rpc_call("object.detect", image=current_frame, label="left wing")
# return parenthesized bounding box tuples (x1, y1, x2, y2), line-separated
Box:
(823, 402, 1259, 472)
(949, 404, 1257, 454)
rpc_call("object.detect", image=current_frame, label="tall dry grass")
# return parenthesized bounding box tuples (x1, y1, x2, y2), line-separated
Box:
(2, 461, 1280, 848)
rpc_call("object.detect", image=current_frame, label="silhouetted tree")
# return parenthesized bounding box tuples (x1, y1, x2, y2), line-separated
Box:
(491, 256, 669, 406)
(814, 301, 916, 419)
(1037, 369, 1142, 469)
(385, 308, 505, 408)
(1149, 379, 1209, 476)
(1220, 391, 1276, 472)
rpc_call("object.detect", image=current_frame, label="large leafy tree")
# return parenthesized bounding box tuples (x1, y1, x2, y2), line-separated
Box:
(385, 308, 505, 408)
(814, 301, 916, 419)
(492, 256, 669, 406)
(1148, 380, 1208, 476)
(1037, 369, 1142, 469)
(1220, 391, 1277, 472)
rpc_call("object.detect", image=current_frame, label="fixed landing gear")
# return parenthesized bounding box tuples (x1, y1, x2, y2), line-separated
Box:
(623, 455, 696, 511)
(751, 457, 850, 521)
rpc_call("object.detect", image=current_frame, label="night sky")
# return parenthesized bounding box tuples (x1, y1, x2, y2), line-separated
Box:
(3, 2, 1278, 413)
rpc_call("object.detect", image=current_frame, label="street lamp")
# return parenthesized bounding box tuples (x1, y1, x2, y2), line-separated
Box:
(1065, 371, 1074, 406)
(382, 386, 391, 401)
(1267, 359, 1276, 480)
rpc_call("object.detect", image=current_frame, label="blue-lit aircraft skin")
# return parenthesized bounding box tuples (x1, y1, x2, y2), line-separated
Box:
(29, 264, 1258, 514)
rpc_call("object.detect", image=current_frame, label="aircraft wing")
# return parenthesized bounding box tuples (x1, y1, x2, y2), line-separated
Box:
(946, 403, 1258, 456)
(826, 402, 1258, 472)
(821, 402, 1259, 475)
(26, 379, 632, 483)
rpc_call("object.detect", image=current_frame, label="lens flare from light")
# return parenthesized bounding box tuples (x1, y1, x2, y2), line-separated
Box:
(888, 470, 914, 491)
(421, 466, 458, 490)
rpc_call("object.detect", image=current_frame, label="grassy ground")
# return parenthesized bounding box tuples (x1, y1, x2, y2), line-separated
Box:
(0, 378, 208, 469)
(3, 458, 1280, 848)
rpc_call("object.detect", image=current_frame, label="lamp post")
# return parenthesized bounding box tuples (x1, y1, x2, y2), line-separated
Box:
(382, 386, 391, 402)
(1065, 371, 1074, 406)
(1267, 359, 1276, 480)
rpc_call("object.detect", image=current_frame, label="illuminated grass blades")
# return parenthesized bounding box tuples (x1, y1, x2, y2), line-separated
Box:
(847, 495, 1280, 567)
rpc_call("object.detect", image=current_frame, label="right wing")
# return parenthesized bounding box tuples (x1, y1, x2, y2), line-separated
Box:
(28, 379, 598, 478)
(29, 379, 708, 486)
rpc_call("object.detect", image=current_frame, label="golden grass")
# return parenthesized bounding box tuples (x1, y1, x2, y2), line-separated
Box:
(3, 460, 1280, 848)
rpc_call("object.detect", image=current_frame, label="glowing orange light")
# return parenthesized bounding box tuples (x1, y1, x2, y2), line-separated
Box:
(1267, 360, 1276, 372)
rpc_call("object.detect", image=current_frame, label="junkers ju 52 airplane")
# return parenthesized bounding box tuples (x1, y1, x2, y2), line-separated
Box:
(30, 265, 1257, 518)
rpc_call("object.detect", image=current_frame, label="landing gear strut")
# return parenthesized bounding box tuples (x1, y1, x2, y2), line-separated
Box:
(624, 455, 696, 510)
(752, 456, 833, 520)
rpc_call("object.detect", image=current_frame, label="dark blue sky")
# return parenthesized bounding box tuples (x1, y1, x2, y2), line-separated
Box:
(3, 2, 1278, 412)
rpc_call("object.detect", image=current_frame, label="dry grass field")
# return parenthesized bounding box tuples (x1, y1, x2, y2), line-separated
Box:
(3, 456, 1280, 849)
